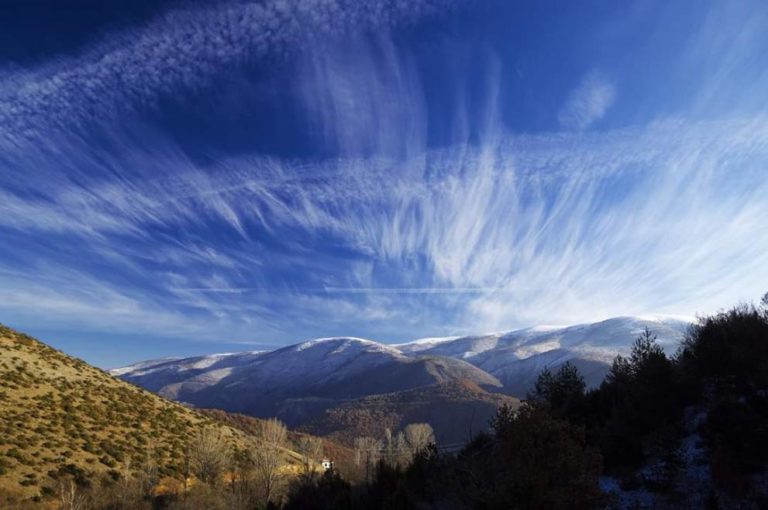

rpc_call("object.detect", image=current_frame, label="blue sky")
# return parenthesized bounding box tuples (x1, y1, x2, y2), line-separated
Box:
(1, 0, 767, 368)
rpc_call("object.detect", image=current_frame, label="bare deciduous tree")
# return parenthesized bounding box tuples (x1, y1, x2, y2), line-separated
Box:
(139, 451, 159, 499)
(253, 418, 287, 505)
(112, 457, 143, 509)
(57, 477, 88, 510)
(394, 431, 409, 466)
(382, 428, 409, 467)
(383, 428, 395, 465)
(403, 423, 435, 457)
(296, 435, 324, 476)
(189, 428, 231, 486)
(228, 447, 258, 510)
(354, 436, 382, 485)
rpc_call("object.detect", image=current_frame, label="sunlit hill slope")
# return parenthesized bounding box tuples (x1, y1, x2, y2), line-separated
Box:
(0, 324, 295, 506)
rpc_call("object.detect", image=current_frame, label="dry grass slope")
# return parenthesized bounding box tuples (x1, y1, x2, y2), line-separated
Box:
(0, 324, 264, 507)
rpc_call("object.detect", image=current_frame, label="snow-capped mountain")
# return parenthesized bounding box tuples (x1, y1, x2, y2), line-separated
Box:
(108, 356, 182, 377)
(396, 316, 691, 393)
(397, 316, 687, 359)
(112, 350, 268, 394)
(116, 337, 501, 426)
(113, 316, 691, 433)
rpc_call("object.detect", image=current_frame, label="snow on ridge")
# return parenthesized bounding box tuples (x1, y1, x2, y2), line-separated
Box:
(109, 357, 180, 376)
(113, 316, 694, 379)
(201, 350, 265, 357)
(583, 314, 694, 327)
(164, 350, 267, 372)
(511, 339, 562, 360)
(523, 324, 568, 332)
(185, 353, 237, 370)
(110, 350, 268, 377)
(394, 335, 462, 347)
(515, 315, 692, 335)
(297, 336, 377, 349)
(631, 313, 696, 323)
(395, 316, 693, 366)
(295, 336, 403, 356)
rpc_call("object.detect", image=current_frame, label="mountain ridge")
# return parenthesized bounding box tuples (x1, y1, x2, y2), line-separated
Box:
(114, 316, 690, 390)
(113, 316, 691, 444)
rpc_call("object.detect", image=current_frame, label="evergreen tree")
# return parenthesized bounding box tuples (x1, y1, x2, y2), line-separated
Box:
(529, 362, 586, 422)
(490, 404, 603, 510)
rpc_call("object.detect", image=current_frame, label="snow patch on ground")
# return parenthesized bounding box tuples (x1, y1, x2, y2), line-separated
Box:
(109, 357, 180, 376)
(394, 335, 462, 347)
(511, 340, 561, 359)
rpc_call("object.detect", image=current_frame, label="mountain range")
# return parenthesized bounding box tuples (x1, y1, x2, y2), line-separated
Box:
(114, 316, 690, 444)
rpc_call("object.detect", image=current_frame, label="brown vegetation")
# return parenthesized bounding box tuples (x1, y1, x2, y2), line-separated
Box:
(0, 324, 304, 508)
(300, 379, 518, 446)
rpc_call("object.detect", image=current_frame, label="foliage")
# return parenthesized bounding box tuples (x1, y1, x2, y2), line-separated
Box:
(678, 305, 768, 495)
(574, 300, 768, 501)
(284, 470, 352, 510)
(586, 327, 684, 472)
(528, 361, 586, 422)
(487, 404, 603, 509)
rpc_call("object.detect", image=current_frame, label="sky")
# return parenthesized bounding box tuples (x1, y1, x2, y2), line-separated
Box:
(1, 0, 767, 368)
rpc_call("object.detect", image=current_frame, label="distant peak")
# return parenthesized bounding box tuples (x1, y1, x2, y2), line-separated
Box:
(297, 336, 376, 348)
(295, 336, 402, 355)
(626, 313, 695, 323)
(524, 324, 569, 332)
(395, 335, 462, 347)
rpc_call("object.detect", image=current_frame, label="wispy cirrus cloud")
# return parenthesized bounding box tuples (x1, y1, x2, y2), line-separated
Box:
(558, 71, 616, 130)
(0, 0, 463, 150)
(2, 115, 767, 340)
(2, 0, 768, 365)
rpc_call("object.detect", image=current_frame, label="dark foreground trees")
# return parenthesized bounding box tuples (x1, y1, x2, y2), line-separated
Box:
(486, 404, 603, 509)
(284, 402, 603, 510)
(530, 299, 768, 506)
(679, 304, 768, 497)
(284, 294, 768, 509)
(284, 470, 352, 510)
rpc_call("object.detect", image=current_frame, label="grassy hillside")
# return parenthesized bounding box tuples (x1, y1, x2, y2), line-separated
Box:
(0, 324, 274, 507)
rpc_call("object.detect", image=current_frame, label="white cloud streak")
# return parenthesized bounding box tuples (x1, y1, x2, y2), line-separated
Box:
(2, 115, 767, 338)
(558, 71, 616, 130)
(0, 0, 462, 150)
(2, 0, 767, 346)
